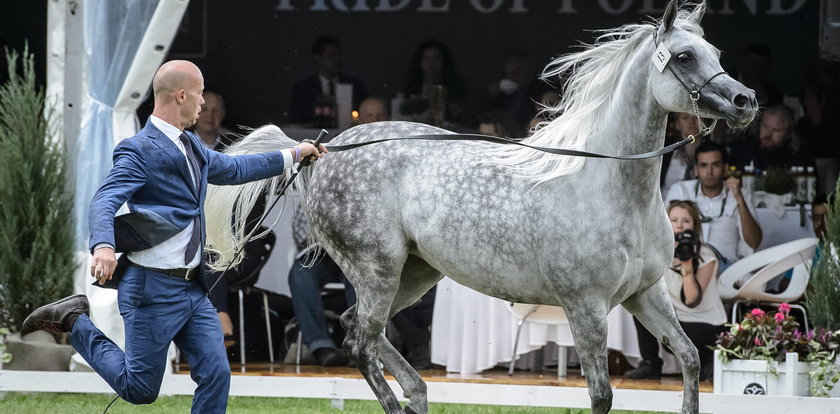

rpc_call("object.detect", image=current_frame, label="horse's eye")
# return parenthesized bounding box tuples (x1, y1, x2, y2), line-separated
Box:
(677, 52, 693, 64)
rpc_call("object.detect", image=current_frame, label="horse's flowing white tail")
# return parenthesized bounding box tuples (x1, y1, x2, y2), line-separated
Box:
(204, 125, 298, 271)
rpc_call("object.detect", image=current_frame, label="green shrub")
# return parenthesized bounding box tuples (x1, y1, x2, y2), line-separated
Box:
(0, 46, 75, 331)
(806, 177, 840, 332)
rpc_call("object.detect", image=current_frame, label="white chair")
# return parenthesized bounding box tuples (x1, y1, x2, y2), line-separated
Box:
(505, 303, 571, 377)
(718, 237, 818, 331)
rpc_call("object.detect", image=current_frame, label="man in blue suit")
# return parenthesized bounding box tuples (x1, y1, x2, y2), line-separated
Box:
(22, 60, 324, 413)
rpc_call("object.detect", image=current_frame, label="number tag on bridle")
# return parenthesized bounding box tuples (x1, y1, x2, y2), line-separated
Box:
(651, 42, 671, 73)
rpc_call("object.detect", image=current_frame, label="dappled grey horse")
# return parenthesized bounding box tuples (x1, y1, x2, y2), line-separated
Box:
(206, 2, 756, 413)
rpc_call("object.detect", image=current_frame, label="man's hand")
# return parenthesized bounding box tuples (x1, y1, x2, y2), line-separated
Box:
(724, 175, 742, 199)
(90, 246, 117, 285)
(297, 142, 328, 162)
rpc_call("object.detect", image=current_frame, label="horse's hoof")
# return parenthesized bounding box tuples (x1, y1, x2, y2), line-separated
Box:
(403, 407, 418, 414)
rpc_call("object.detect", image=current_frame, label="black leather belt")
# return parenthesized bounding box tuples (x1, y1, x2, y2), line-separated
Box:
(129, 261, 198, 281)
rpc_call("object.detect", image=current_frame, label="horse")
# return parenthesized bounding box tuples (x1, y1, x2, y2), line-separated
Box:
(206, 2, 756, 413)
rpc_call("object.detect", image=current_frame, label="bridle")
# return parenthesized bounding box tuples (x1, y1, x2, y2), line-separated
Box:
(652, 28, 726, 138)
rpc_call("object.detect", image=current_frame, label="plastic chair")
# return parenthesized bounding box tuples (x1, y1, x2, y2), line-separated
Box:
(718, 237, 818, 331)
(505, 303, 571, 377)
(227, 231, 277, 367)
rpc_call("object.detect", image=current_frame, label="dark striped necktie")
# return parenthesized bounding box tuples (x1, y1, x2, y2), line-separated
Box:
(179, 133, 201, 266)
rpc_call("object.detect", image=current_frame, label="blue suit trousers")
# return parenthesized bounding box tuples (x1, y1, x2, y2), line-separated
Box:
(71, 265, 229, 413)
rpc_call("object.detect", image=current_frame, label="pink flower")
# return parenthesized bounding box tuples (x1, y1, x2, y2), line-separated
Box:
(775, 312, 785, 323)
(793, 329, 802, 339)
(751, 308, 766, 318)
(779, 303, 791, 313)
(754, 337, 762, 346)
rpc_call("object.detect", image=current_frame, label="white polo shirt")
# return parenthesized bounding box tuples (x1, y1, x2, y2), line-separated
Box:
(665, 179, 757, 263)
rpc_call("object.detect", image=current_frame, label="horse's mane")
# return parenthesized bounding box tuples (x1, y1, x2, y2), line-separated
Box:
(485, 7, 704, 185)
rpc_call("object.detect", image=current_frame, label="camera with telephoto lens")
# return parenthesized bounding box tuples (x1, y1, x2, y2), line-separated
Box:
(674, 229, 700, 261)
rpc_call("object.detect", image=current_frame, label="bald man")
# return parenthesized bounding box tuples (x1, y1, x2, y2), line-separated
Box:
(21, 60, 324, 413)
(358, 97, 389, 124)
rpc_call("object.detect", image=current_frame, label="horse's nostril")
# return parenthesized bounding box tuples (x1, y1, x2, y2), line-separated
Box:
(733, 94, 749, 108)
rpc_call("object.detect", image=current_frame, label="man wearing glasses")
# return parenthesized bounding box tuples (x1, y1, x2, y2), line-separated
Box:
(665, 141, 763, 270)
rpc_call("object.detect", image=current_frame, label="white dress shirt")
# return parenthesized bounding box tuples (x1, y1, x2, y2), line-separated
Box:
(665, 179, 757, 263)
(128, 116, 201, 269)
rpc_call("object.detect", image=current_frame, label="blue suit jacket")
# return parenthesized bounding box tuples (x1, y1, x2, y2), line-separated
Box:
(88, 120, 285, 291)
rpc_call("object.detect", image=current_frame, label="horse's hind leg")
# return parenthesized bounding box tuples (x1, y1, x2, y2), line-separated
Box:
(375, 256, 442, 414)
(564, 299, 612, 414)
(337, 259, 404, 413)
(622, 279, 699, 414)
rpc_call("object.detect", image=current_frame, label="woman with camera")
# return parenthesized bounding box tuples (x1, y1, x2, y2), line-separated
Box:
(624, 200, 727, 382)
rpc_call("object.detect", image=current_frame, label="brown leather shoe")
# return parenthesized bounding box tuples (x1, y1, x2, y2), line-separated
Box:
(21, 294, 89, 335)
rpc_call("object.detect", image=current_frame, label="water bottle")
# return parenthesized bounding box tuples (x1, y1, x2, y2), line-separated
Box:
(754, 169, 764, 192)
(795, 166, 808, 202)
(806, 166, 817, 203)
(742, 164, 755, 198)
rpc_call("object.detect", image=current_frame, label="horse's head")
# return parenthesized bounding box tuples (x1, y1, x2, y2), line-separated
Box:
(651, 1, 758, 129)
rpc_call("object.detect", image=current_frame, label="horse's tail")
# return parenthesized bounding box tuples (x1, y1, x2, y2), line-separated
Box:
(204, 124, 297, 271)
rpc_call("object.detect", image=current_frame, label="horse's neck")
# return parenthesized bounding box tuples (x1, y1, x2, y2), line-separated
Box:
(586, 44, 667, 197)
(588, 45, 665, 155)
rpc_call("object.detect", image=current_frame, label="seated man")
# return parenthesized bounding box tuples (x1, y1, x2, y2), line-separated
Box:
(728, 104, 815, 172)
(357, 97, 389, 124)
(287, 206, 356, 366)
(288, 36, 368, 125)
(666, 141, 763, 269)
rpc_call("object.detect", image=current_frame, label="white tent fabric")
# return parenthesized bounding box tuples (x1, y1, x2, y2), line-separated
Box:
(54, 0, 189, 371)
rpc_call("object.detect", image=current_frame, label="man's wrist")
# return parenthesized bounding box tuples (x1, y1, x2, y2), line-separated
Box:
(93, 243, 115, 252)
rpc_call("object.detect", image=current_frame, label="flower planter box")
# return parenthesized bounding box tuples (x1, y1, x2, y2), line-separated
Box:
(713, 350, 810, 396)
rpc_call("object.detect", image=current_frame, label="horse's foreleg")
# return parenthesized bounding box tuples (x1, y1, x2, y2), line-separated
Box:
(623, 279, 700, 414)
(565, 301, 612, 414)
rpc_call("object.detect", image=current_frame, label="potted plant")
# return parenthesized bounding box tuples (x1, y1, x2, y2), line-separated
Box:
(713, 304, 840, 396)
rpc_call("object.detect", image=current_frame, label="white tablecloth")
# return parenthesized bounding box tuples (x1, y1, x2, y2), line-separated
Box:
(431, 277, 651, 374)
(755, 206, 815, 250)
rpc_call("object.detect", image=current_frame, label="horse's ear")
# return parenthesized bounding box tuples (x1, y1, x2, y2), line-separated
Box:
(689, 1, 707, 25)
(661, 0, 678, 32)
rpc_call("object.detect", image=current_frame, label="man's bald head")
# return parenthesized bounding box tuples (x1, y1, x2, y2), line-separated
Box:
(358, 97, 389, 124)
(151, 60, 205, 130)
(153, 60, 202, 98)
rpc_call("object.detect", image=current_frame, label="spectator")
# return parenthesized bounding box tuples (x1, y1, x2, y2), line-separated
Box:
(812, 193, 829, 243)
(729, 105, 815, 172)
(403, 39, 467, 123)
(665, 141, 762, 267)
(288, 36, 368, 125)
(358, 97, 389, 124)
(478, 52, 546, 130)
(625, 200, 726, 381)
(193, 91, 231, 150)
(798, 58, 840, 194)
(660, 113, 702, 195)
(736, 44, 784, 109)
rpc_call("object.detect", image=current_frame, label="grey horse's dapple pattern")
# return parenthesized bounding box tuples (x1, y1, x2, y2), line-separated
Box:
(296, 3, 756, 414)
(207, 2, 757, 413)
